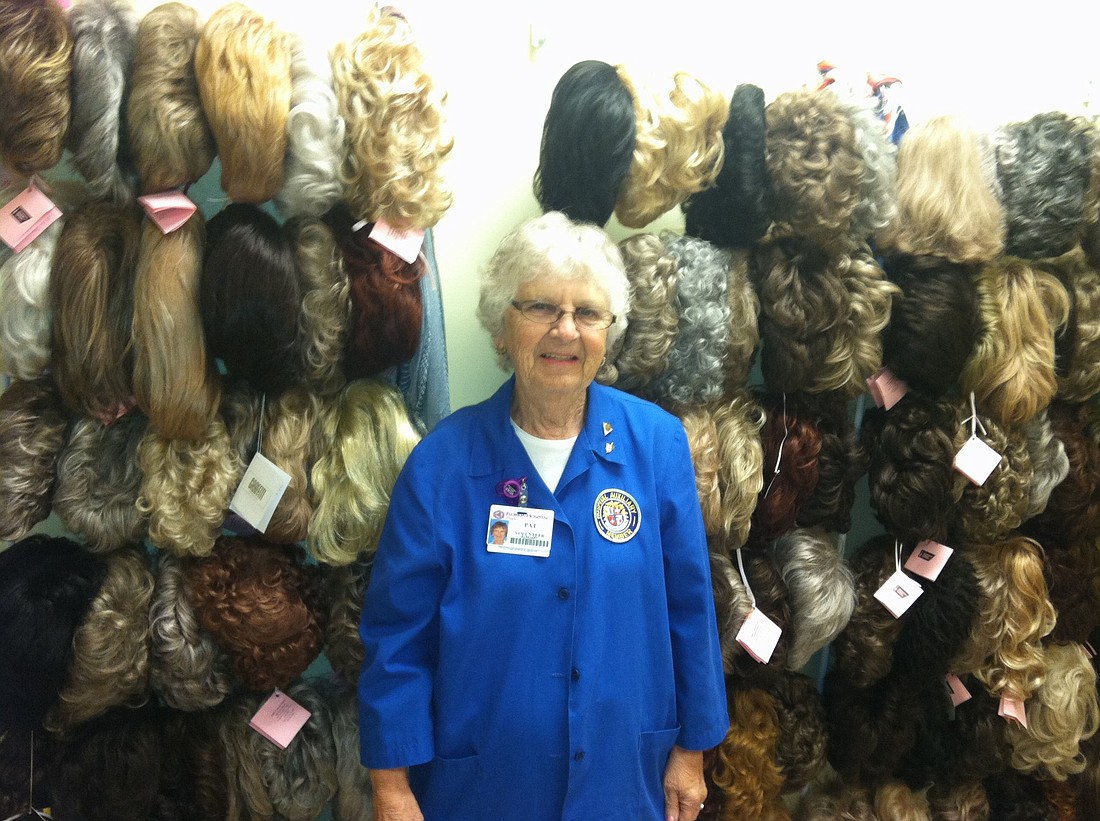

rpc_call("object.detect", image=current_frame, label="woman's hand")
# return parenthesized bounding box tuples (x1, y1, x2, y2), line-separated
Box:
(370, 767, 425, 821)
(662, 745, 707, 821)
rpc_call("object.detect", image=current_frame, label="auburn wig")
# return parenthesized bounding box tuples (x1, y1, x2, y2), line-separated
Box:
(751, 392, 822, 545)
(712, 392, 765, 551)
(612, 232, 679, 392)
(291, 216, 351, 396)
(709, 687, 786, 821)
(0, 377, 67, 542)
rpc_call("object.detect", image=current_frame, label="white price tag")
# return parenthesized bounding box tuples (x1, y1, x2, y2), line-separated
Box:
(874, 569, 924, 618)
(736, 607, 783, 664)
(369, 218, 425, 264)
(953, 436, 1002, 486)
(229, 452, 291, 533)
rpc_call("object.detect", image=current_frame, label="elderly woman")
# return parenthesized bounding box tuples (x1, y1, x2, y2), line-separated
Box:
(359, 212, 728, 821)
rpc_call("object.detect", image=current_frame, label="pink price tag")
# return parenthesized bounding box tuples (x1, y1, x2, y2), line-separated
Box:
(369, 218, 425, 264)
(138, 192, 198, 234)
(735, 607, 783, 664)
(0, 185, 62, 252)
(866, 367, 909, 410)
(904, 540, 954, 582)
(249, 689, 312, 749)
(953, 436, 1002, 486)
(873, 569, 924, 618)
(944, 673, 972, 707)
(1084, 642, 1096, 660)
(998, 695, 1028, 729)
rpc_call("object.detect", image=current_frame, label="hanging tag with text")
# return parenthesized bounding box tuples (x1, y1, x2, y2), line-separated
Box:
(370, 218, 425, 264)
(944, 673, 972, 707)
(866, 367, 909, 410)
(953, 436, 1002, 486)
(874, 569, 924, 618)
(904, 540, 954, 582)
(249, 689, 312, 749)
(999, 695, 1028, 729)
(0, 185, 62, 252)
(138, 191, 198, 234)
(736, 607, 783, 664)
(229, 452, 291, 533)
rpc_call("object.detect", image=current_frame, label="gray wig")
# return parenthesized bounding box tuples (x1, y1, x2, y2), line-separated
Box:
(0, 218, 63, 380)
(840, 96, 898, 242)
(1022, 409, 1069, 521)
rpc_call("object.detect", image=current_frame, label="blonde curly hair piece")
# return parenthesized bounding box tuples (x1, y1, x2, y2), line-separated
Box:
(712, 392, 765, 550)
(1040, 247, 1100, 402)
(262, 386, 324, 545)
(611, 232, 679, 392)
(291, 217, 351, 396)
(675, 404, 722, 536)
(724, 249, 760, 391)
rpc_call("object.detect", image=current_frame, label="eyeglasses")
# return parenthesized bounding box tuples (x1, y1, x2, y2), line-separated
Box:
(509, 300, 616, 330)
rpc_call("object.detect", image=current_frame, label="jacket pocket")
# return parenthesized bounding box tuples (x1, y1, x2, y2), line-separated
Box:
(415, 752, 481, 820)
(636, 726, 681, 817)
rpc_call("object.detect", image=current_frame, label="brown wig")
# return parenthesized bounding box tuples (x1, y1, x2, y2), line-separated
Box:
(0, 377, 67, 541)
(750, 391, 822, 545)
(727, 551, 791, 687)
(1038, 247, 1100, 402)
(926, 781, 990, 821)
(194, 2, 292, 203)
(127, 1, 215, 193)
(983, 770, 1059, 821)
(321, 558, 372, 684)
(709, 548, 755, 675)
(261, 386, 324, 545)
(184, 537, 325, 691)
(710, 687, 787, 821)
(179, 707, 230, 819)
(1045, 537, 1100, 644)
(0, 727, 57, 817)
(712, 392, 765, 551)
(0, 0, 72, 175)
(770, 671, 828, 791)
(612, 232, 679, 392)
(322, 683, 375, 821)
(723, 249, 760, 391)
(794, 779, 876, 821)
(795, 392, 865, 534)
(290, 216, 351, 396)
(1078, 758, 1100, 821)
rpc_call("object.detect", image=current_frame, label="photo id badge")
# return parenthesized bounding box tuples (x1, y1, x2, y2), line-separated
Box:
(486, 505, 554, 557)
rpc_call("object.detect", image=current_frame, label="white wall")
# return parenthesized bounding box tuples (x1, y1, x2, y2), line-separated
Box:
(134, 0, 1100, 410)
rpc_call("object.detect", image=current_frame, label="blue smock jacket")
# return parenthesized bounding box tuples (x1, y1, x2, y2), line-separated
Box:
(359, 377, 729, 820)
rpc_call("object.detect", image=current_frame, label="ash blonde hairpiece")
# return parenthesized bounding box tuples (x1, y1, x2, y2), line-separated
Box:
(291, 217, 351, 396)
(612, 232, 679, 392)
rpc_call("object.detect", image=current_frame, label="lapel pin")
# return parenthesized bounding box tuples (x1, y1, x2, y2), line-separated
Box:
(602, 422, 613, 436)
(605, 442, 615, 454)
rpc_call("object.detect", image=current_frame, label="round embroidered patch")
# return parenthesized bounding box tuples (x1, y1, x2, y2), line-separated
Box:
(593, 488, 641, 543)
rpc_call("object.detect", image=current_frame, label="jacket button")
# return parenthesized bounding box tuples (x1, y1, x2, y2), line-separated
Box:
(574, 750, 585, 761)
(557, 587, 570, 600)
(571, 667, 580, 681)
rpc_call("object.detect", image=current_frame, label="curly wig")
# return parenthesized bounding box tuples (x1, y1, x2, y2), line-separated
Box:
(723, 248, 760, 391)
(47, 546, 154, 733)
(276, 34, 345, 220)
(309, 379, 421, 565)
(0, 217, 63, 381)
(1078, 759, 1100, 821)
(770, 671, 827, 790)
(0, 535, 105, 733)
(219, 378, 262, 467)
(534, 60, 636, 227)
(839, 96, 898, 242)
(709, 548, 755, 674)
(923, 686, 1009, 788)
(201, 203, 302, 395)
(321, 558, 372, 683)
(65, 0, 136, 201)
(984, 770, 1059, 821)
(290, 216, 351, 396)
(179, 708, 230, 818)
(879, 115, 1006, 262)
(323, 684, 375, 821)
(683, 83, 771, 250)
(331, 5, 452, 229)
(1, 377, 67, 543)
(614, 67, 728, 228)
(185, 538, 325, 691)
(711, 392, 765, 551)
(1037, 247, 1100, 402)
(49, 200, 142, 420)
(194, 2, 292, 203)
(127, 1, 215, 193)
(1045, 537, 1100, 644)
(0, 726, 57, 816)
(874, 780, 931, 821)
(996, 112, 1097, 259)
(771, 527, 855, 670)
(1005, 642, 1099, 780)
(0, 0, 71, 175)
(611, 232, 679, 392)
(709, 686, 786, 821)
(926, 780, 990, 821)
(136, 415, 241, 557)
(794, 392, 865, 534)
(794, 779, 876, 821)
(262, 386, 324, 545)
(53, 411, 149, 552)
(750, 392, 822, 545)
(727, 551, 791, 686)
(881, 253, 981, 397)
(677, 403, 722, 536)
(961, 257, 1069, 426)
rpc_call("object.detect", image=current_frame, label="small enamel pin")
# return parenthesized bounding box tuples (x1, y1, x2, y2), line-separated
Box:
(602, 422, 613, 436)
(605, 442, 615, 454)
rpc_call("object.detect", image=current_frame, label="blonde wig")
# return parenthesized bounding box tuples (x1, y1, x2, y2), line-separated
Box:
(46, 547, 154, 733)
(0, 217, 63, 381)
(771, 527, 855, 671)
(611, 232, 679, 392)
(291, 216, 350, 396)
(878, 115, 1006, 262)
(711, 392, 765, 550)
(65, 0, 137, 201)
(874, 781, 931, 821)
(926, 781, 990, 821)
(276, 34, 345, 219)
(724, 249, 760, 391)
(839, 96, 898, 242)
(131, 214, 221, 442)
(262, 386, 324, 545)
(331, 6, 453, 229)
(1039, 247, 1100, 402)
(677, 404, 722, 536)
(127, 1, 215, 193)
(0, 0, 72, 175)
(325, 685, 375, 821)
(194, 2, 292, 203)
(764, 88, 863, 250)
(309, 380, 421, 565)
(952, 537, 1057, 701)
(53, 411, 149, 552)
(710, 687, 787, 821)
(614, 67, 728, 229)
(49, 200, 143, 420)
(795, 780, 876, 821)
(136, 415, 241, 557)
(0, 377, 67, 542)
(321, 558, 372, 683)
(1006, 642, 1099, 780)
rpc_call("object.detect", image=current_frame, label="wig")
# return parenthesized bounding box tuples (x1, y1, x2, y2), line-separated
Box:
(795, 392, 865, 534)
(276, 34, 345, 220)
(682, 83, 771, 250)
(47, 546, 154, 733)
(711, 392, 765, 551)
(952, 537, 1057, 701)
(708, 548, 755, 674)
(309, 379, 421, 565)
(219, 378, 262, 467)
(709, 687, 787, 821)
(1087, 211, 1100, 271)
(0, 727, 57, 817)
(878, 115, 1006, 262)
(874, 781, 931, 821)
(194, 2, 292, 203)
(926, 781, 990, 821)
(1042, 778, 1079, 821)
(148, 552, 234, 712)
(1005, 642, 1099, 780)
(961, 257, 1068, 427)
(677, 404, 722, 536)
(127, 1, 215, 193)
(723, 249, 760, 392)
(770, 527, 855, 670)
(0, 217, 63, 381)
(1038, 247, 1100, 402)
(881, 253, 981, 397)
(49, 200, 143, 420)
(927, 687, 1010, 787)
(1045, 537, 1100, 644)
(290, 216, 351, 396)
(323, 684, 375, 821)
(321, 558, 372, 683)
(614, 67, 728, 228)
(794, 780, 876, 821)
(0, 535, 105, 733)
(534, 60, 636, 227)
(997, 112, 1096, 259)
(331, 5, 452, 229)
(65, 0, 136, 201)
(0, 377, 66, 540)
(53, 411, 150, 552)
(0, 0, 71, 175)
(983, 770, 1058, 821)
(477, 211, 630, 368)
(611, 232, 679, 392)
(727, 551, 791, 686)
(1079, 760, 1100, 821)
(136, 415, 241, 557)
(750, 392, 821, 546)
(132, 214, 220, 441)
(770, 671, 828, 791)
(764, 88, 863, 249)
(647, 234, 731, 404)
(839, 96, 898, 242)
(201, 203, 302, 395)
(186, 538, 325, 691)
(262, 386, 323, 545)
(179, 708, 230, 819)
